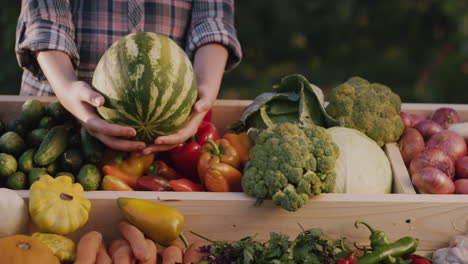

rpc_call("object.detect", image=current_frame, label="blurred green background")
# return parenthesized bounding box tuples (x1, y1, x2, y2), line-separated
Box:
(2, 1, 468, 103)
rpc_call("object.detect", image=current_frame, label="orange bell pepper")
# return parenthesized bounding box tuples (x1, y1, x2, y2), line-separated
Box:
(101, 175, 134, 191)
(222, 132, 253, 167)
(119, 152, 154, 177)
(102, 165, 139, 189)
(198, 139, 242, 192)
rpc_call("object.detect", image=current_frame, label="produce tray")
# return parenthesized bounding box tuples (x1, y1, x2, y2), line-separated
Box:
(1, 96, 467, 253)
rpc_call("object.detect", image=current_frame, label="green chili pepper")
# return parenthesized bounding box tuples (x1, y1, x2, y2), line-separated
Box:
(356, 237, 418, 264)
(354, 221, 390, 249)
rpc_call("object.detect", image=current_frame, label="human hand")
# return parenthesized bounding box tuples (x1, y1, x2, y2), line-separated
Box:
(141, 86, 216, 154)
(55, 81, 146, 151)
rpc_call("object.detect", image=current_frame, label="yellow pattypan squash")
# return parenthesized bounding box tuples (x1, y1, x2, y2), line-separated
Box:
(32, 233, 76, 262)
(29, 175, 91, 235)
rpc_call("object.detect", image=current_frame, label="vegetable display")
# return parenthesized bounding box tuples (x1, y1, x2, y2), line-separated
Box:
(92, 32, 197, 143)
(242, 122, 339, 211)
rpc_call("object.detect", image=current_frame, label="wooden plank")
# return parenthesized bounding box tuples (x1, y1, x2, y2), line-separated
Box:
(0, 96, 56, 122)
(385, 143, 416, 194)
(19, 191, 468, 251)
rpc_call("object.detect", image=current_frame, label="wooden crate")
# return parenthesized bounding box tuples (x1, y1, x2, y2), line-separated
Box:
(1, 96, 467, 253)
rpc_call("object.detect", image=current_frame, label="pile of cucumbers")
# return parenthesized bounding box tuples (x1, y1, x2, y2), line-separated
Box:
(0, 99, 105, 191)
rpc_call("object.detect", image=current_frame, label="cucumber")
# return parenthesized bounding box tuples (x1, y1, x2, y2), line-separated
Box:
(68, 132, 81, 147)
(27, 128, 48, 147)
(80, 126, 104, 164)
(42, 160, 60, 176)
(18, 148, 35, 173)
(6, 171, 27, 190)
(38, 116, 56, 129)
(77, 164, 101, 191)
(0, 131, 26, 157)
(0, 153, 17, 180)
(56, 172, 75, 183)
(60, 149, 83, 173)
(47, 100, 70, 123)
(34, 126, 68, 166)
(20, 99, 45, 127)
(7, 119, 28, 137)
(28, 168, 48, 186)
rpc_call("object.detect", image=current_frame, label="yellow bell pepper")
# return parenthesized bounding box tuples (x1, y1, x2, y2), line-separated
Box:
(119, 152, 155, 177)
(32, 232, 76, 262)
(117, 197, 187, 247)
(29, 175, 91, 235)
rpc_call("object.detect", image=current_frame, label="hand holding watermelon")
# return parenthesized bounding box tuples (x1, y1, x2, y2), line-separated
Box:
(141, 43, 228, 153)
(36, 51, 147, 152)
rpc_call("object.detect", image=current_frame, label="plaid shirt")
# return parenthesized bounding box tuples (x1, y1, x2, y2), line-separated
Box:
(16, 0, 242, 95)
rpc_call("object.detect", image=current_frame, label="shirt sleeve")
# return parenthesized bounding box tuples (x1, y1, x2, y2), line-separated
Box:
(15, 0, 78, 80)
(185, 0, 242, 71)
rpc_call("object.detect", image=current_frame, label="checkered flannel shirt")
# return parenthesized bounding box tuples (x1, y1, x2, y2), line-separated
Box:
(16, 0, 242, 95)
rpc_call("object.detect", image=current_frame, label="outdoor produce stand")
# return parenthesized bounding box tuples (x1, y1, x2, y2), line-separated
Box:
(1, 96, 467, 258)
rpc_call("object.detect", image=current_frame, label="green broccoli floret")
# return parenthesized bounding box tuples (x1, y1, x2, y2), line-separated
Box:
(242, 123, 339, 211)
(325, 76, 404, 146)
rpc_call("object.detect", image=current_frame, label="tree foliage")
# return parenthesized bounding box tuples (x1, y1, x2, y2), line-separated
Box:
(2, 1, 468, 103)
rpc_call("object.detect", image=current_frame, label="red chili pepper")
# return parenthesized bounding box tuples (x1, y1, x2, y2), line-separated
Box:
(337, 259, 350, 264)
(136, 176, 167, 191)
(402, 254, 431, 264)
(169, 121, 219, 181)
(169, 178, 203, 192)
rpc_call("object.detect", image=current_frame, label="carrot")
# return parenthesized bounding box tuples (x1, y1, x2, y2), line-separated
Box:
(74, 231, 103, 264)
(171, 238, 187, 252)
(96, 241, 112, 264)
(119, 221, 151, 261)
(110, 239, 134, 264)
(162, 245, 183, 264)
(102, 165, 139, 188)
(183, 243, 210, 264)
(140, 239, 158, 264)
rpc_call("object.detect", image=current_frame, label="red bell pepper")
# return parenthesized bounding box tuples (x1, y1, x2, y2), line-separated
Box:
(169, 178, 203, 192)
(169, 121, 219, 180)
(203, 109, 213, 122)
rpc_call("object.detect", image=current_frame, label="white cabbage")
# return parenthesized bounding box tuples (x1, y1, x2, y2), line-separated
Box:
(328, 127, 392, 194)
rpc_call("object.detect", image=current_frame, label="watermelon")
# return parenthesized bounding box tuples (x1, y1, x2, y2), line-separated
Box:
(92, 32, 197, 143)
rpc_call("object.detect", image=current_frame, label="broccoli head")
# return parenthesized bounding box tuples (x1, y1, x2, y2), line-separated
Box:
(242, 123, 339, 211)
(325, 76, 404, 147)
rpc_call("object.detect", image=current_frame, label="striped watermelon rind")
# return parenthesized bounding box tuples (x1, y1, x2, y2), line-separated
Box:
(92, 32, 197, 143)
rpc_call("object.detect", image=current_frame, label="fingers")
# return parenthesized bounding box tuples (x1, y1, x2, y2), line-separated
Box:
(154, 106, 207, 145)
(85, 117, 137, 137)
(142, 144, 177, 154)
(92, 132, 146, 152)
(194, 98, 211, 113)
(79, 86, 105, 107)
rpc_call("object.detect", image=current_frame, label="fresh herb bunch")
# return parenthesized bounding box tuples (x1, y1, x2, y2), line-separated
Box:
(193, 228, 349, 264)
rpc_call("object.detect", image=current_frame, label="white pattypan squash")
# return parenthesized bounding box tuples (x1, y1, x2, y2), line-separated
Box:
(0, 188, 29, 237)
